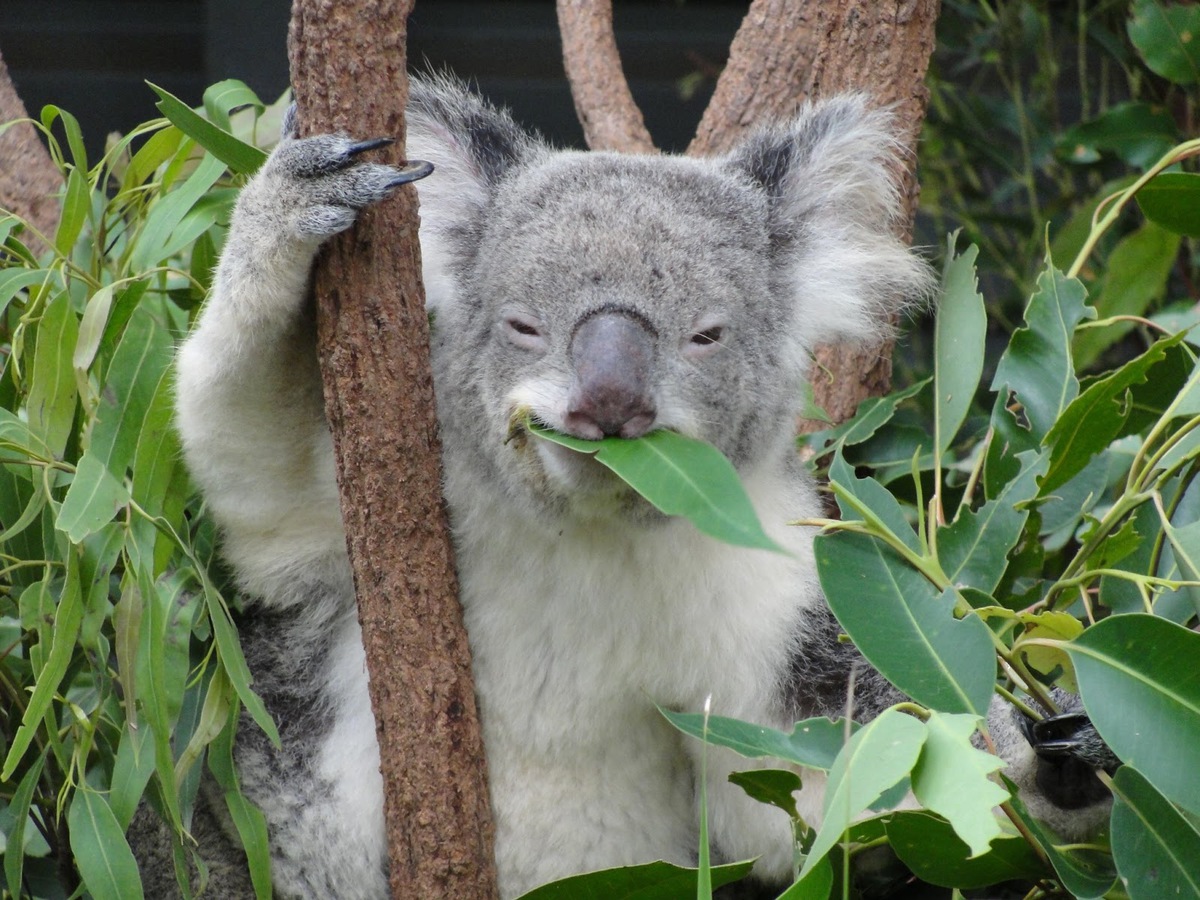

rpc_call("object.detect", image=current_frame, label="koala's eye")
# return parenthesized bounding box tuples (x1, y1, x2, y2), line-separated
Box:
(691, 327, 724, 346)
(503, 314, 547, 351)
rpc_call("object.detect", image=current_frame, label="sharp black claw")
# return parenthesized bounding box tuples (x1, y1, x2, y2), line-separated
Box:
(347, 137, 395, 157)
(386, 160, 435, 187)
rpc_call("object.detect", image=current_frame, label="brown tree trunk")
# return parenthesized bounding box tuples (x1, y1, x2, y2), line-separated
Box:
(0, 48, 63, 251)
(556, 0, 657, 153)
(287, 2, 498, 898)
(561, 0, 940, 427)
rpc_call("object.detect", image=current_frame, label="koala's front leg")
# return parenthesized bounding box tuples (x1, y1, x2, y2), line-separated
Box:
(175, 133, 428, 603)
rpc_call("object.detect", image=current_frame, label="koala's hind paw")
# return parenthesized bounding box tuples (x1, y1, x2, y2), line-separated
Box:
(265, 133, 433, 239)
(1021, 710, 1118, 810)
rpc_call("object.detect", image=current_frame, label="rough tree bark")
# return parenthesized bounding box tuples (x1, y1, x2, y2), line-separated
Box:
(559, 0, 941, 427)
(0, 48, 63, 250)
(288, 2, 498, 898)
(556, 0, 657, 153)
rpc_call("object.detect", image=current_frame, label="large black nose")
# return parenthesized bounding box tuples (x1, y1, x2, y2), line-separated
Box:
(564, 310, 657, 439)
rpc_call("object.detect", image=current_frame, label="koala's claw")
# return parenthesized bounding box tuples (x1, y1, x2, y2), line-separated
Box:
(388, 159, 435, 186)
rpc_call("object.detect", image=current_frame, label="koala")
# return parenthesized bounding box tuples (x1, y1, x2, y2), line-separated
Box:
(152, 75, 1112, 898)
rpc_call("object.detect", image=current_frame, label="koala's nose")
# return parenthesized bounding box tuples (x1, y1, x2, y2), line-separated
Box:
(565, 310, 657, 440)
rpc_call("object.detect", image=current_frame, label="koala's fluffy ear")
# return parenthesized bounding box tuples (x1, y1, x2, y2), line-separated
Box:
(725, 95, 933, 348)
(407, 75, 543, 314)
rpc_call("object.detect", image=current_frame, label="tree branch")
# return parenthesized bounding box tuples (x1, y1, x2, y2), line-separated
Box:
(0, 47, 62, 250)
(556, 0, 657, 153)
(287, 2, 497, 897)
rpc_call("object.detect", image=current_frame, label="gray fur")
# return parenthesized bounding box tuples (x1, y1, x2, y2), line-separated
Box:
(152, 75, 1110, 899)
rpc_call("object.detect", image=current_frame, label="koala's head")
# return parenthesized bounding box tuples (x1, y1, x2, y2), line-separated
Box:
(408, 75, 931, 521)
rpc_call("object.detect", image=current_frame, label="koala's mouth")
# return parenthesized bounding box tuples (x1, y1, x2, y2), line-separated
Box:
(509, 415, 628, 497)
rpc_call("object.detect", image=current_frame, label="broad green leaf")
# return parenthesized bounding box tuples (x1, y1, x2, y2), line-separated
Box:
(885, 811, 1045, 889)
(1128, 0, 1200, 85)
(149, 82, 267, 176)
(54, 165, 90, 257)
(1, 558, 83, 780)
(940, 451, 1047, 594)
(57, 452, 130, 543)
(1004, 776, 1117, 899)
(528, 424, 784, 553)
(1110, 766, 1200, 899)
(661, 707, 856, 770)
(3, 754, 46, 897)
(1058, 101, 1180, 168)
(1158, 517, 1200, 618)
(1067, 614, 1200, 814)
(68, 789, 145, 900)
(991, 263, 1092, 440)
(109, 721, 156, 830)
(1014, 611, 1084, 691)
(1043, 332, 1188, 494)
(935, 238, 986, 457)
(983, 393, 1041, 499)
(1074, 222, 1180, 369)
(89, 304, 174, 477)
(816, 533, 995, 716)
(514, 860, 756, 900)
(1138, 172, 1200, 237)
(910, 712, 1008, 857)
(727, 769, 803, 818)
(799, 709, 926, 879)
(828, 451, 920, 553)
(26, 289, 79, 456)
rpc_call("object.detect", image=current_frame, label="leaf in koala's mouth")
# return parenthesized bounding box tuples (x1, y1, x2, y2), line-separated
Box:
(525, 420, 786, 554)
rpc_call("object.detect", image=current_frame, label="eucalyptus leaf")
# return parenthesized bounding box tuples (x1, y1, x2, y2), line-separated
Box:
(26, 289, 79, 456)
(991, 263, 1093, 440)
(1068, 614, 1200, 814)
(935, 237, 986, 457)
(1137, 172, 1200, 237)
(1110, 765, 1200, 899)
(528, 423, 784, 553)
(885, 811, 1045, 889)
(513, 859, 756, 899)
(68, 790, 145, 900)
(57, 452, 130, 543)
(1128, 0, 1200, 84)
(816, 533, 995, 716)
(149, 82, 268, 176)
(661, 707, 856, 770)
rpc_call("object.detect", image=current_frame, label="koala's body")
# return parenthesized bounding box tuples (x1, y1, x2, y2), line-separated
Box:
(157, 77, 1108, 899)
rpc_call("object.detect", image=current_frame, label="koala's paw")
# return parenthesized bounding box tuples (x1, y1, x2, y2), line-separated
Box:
(1021, 711, 1119, 810)
(261, 132, 433, 240)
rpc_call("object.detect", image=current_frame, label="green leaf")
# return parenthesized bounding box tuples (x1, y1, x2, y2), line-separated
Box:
(1110, 766, 1200, 900)
(202, 79, 264, 130)
(0, 268, 57, 318)
(1074, 222, 1180, 369)
(828, 451, 920, 553)
(68, 789, 145, 900)
(26, 289, 79, 456)
(109, 721, 156, 831)
(1, 558, 83, 780)
(805, 379, 929, 459)
(1044, 333, 1188, 495)
(149, 82, 267, 176)
(1129, 0, 1200, 85)
(4, 754, 46, 897)
(528, 424, 784, 553)
(204, 581, 280, 748)
(40, 104, 87, 171)
(935, 237, 986, 457)
(991, 263, 1093, 440)
(209, 708, 273, 899)
(513, 859, 756, 900)
(1058, 101, 1180, 168)
(661, 707, 856, 770)
(885, 811, 1045, 889)
(909, 712, 1008, 857)
(54, 165, 90, 257)
(1137, 172, 1200, 238)
(799, 709, 926, 879)
(1158, 517, 1200, 618)
(131, 149, 227, 271)
(727, 769, 803, 819)
(776, 856, 833, 900)
(940, 451, 1047, 594)
(1004, 776, 1117, 899)
(57, 452, 131, 543)
(816, 533, 995, 716)
(1067, 614, 1200, 814)
(89, 304, 174, 477)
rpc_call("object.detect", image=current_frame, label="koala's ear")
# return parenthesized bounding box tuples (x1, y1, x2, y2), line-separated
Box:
(406, 74, 542, 313)
(725, 95, 933, 347)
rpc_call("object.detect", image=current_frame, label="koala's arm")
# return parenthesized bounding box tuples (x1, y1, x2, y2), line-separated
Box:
(174, 135, 419, 602)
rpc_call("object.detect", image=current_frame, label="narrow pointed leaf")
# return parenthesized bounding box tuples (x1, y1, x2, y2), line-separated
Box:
(58, 452, 131, 543)
(935, 238, 986, 456)
(514, 859, 756, 899)
(68, 790, 145, 900)
(149, 82, 267, 175)
(661, 707, 856, 770)
(528, 424, 784, 553)
(26, 289, 79, 456)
